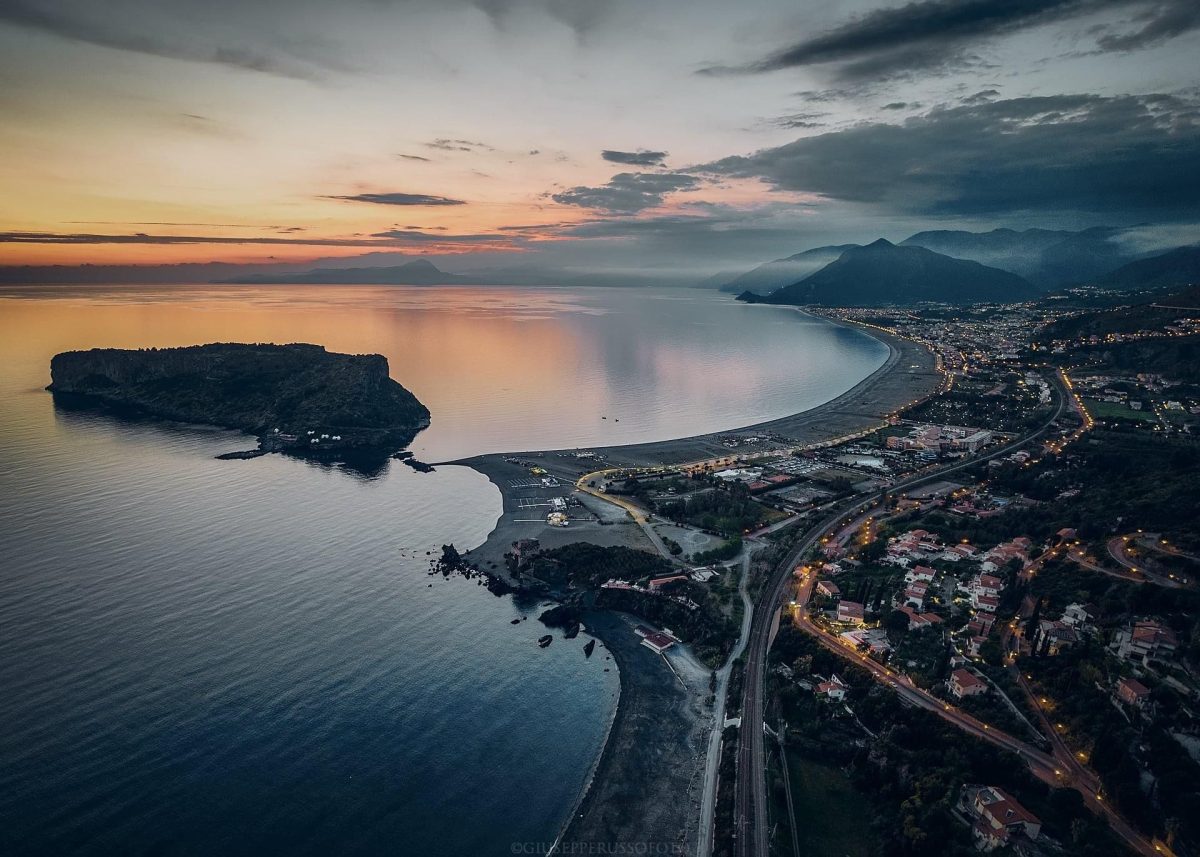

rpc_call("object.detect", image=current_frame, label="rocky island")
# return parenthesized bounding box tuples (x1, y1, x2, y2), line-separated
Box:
(47, 343, 430, 457)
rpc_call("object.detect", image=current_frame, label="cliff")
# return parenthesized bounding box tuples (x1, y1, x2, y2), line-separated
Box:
(48, 343, 430, 453)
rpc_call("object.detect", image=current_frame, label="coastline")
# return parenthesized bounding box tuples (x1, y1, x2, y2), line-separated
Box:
(449, 316, 943, 853)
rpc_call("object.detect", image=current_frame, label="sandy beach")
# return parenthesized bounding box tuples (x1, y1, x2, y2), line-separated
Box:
(449, 318, 942, 854)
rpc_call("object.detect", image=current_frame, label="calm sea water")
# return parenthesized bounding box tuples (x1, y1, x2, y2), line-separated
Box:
(0, 284, 887, 856)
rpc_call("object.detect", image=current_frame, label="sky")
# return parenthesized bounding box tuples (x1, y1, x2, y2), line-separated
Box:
(1, 0, 1198, 277)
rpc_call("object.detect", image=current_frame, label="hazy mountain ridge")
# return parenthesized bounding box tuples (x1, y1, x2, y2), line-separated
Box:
(227, 258, 472, 285)
(712, 245, 860, 294)
(740, 239, 1037, 307)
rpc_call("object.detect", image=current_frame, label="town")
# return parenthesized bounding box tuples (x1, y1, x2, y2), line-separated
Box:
(479, 283, 1200, 857)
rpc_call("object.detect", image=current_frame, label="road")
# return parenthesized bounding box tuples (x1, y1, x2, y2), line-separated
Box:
(731, 371, 1087, 857)
(575, 468, 675, 560)
(697, 547, 755, 857)
(1106, 534, 1190, 587)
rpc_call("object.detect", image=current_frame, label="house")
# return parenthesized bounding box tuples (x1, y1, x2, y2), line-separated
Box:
(816, 580, 841, 598)
(1115, 677, 1151, 708)
(974, 595, 999, 614)
(815, 674, 848, 702)
(1061, 602, 1096, 628)
(836, 600, 865, 624)
(1115, 620, 1179, 665)
(950, 668, 988, 699)
(905, 565, 937, 585)
(1032, 619, 1078, 656)
(902, 583, 928, 610)
(897, 605, 942, 630)
(968, 786, 1042, 850)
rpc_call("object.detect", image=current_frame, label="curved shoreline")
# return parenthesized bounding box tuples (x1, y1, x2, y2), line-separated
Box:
(451, 315, 942, 853)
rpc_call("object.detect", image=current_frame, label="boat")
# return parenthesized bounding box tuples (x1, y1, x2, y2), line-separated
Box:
(537, 635, 553, 648)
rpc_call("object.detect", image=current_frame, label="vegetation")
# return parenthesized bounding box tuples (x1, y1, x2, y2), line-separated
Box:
(47, 343, 430, 449)
(656, 482, 782, 536)
(769, 629, 1125, 856)
(522, 542, 672, 588)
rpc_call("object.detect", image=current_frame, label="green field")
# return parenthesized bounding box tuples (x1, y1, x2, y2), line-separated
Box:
(783, 755, 874, 857)
(1082, 397, 1157, 422)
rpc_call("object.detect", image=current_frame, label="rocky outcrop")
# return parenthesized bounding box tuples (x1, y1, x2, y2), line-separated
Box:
(48, 342, 429, 453)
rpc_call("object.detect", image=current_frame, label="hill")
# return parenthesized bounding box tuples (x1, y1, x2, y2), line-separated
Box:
(228, 258, 471, 285)
(47, 343, 429, 454)
(713, 245, 859, 294)
(901, 227, 1142, 288)
(1090, 246, 1200, 291)
(740, 239, 1037, 306)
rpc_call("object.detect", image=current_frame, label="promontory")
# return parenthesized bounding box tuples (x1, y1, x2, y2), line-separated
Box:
(47, 343, 430, 455)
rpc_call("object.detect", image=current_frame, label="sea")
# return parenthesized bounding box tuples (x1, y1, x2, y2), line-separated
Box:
(0, 284, 889, 856)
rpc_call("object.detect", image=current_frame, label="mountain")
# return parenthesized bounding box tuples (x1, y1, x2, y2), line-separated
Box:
(1089, 245, 1200, 291)
(900, 228, 1072, 282)
(901, 227, 1144, 288)
(713, 245, 860, 294)
(227, 258, 472, 285)
(740, 239, 1037, 307)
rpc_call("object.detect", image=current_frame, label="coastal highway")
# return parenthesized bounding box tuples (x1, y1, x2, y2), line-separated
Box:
(731, 372, 1079, 857)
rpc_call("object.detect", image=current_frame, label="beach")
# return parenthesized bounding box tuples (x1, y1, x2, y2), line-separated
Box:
(451, 318, 941, 854)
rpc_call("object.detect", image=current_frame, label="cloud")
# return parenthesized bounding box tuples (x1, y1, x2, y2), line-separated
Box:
(771, 112, 829, 129)
(1095, 0, 1200, 50)
(707, 0, 1199, 84)
(325, 192, 465, 206)
(370, 229, 509, 244)
(699, 93, 1200, 219)
(0, 228, 522, 250)
(424, 138, 493, 152)
(601, 149, 668, 166)
(0, 0, 346, 80)
(551, 172, 701, 213)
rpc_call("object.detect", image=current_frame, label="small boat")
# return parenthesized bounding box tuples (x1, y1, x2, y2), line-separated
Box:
(538, 635, 553, 648)
(584, 639, 596, 657)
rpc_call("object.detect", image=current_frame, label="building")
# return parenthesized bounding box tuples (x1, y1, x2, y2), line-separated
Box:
(1032, 619, 1078, 656)
(836, 600, 865, 624)
(967, 786, 1042, 850)
(815, 674, 848, 702)
(648, 574, 689, 591)
(1061, 602, 1096, 628)
(1115, 677, 1151, 708)
(949, 668, 988, 699)
(974, 595, 999, 614)
(635, 625, 679, 655)
(1115, 620, 1179, 665)
(510, 538, 541, 569)
(816, 580, 841, 598)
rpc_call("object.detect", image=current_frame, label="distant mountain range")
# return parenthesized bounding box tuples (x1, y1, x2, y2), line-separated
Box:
(721, 227, 1199, 306)
(899, 226, 1142, 287)
(739, 239, 1037, 307)
(712, 245, 859, 294)
(227, 258, 472, 285)
(1088, 245, 1200, 291)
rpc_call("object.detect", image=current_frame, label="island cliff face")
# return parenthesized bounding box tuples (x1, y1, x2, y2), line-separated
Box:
(48, 343, 430, 453)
